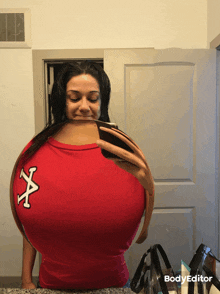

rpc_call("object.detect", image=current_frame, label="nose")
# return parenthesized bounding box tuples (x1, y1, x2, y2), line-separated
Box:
(79, 97, 90, 113)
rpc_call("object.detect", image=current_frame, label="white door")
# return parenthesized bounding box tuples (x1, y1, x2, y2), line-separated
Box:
(104, 48, 218, 275)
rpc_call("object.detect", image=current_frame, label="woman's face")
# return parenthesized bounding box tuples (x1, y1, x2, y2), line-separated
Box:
(66, 74, 101, 121)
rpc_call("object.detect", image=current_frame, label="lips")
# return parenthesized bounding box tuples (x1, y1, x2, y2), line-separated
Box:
(73, 115, 93, 120)
(77, 116, 92, 118)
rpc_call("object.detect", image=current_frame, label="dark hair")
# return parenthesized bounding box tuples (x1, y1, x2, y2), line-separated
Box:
(21, 61, 111, 164)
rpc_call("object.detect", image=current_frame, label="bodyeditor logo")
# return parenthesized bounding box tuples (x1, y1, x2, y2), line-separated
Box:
(164, 275, 213, 285)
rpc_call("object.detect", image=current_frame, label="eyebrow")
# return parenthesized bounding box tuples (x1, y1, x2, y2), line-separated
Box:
(66, 90, 100, 94)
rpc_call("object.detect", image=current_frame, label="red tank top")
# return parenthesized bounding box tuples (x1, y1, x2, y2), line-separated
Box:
(13, 137, 145, 289)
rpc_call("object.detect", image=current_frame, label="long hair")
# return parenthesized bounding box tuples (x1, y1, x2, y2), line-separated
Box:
(21, 61, 111, 164)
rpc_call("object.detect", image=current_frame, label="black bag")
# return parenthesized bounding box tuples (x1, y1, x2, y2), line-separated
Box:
(187, 244, 220, 294)
(130, 244, 179, 294)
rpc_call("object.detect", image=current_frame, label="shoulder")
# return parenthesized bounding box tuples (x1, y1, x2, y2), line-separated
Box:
(10, 139, 34, 192)
(22, 139, 35, 154)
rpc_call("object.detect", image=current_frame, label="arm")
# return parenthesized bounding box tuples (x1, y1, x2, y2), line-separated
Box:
(10, 152, 35, 243)
(96, 126, 154, 194)
(21, 236, 37, 289)
(135, 191, 154, 244)
(96, 127, 155, 243)
(9, 147, 37, 288)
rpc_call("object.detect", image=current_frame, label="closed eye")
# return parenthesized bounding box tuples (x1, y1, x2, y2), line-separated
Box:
(70, 98, 80, 102)
(88, 93, 100, 102)
(66, 91, 100, 103)
(89, 98, 99, 103)
(68, 98, 99, 103)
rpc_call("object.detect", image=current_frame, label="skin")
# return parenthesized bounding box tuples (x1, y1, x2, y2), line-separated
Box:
(65, 74, 101, 121)
(53, 74, 101, 145)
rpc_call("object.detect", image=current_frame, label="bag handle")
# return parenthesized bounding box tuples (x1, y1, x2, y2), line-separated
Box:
(203, 265, 220, 290)
(131, 244, 175, 294)
(188, 244, 220, 294)
(151, 244, 174, 294)
(188, 244, 209, 294)
(130, 249, 151, 293)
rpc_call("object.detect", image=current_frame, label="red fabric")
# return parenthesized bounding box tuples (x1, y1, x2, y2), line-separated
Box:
(13, 137, 145, 289)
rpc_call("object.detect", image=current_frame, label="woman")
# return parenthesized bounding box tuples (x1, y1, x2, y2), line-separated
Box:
(10, 61, 154, 290)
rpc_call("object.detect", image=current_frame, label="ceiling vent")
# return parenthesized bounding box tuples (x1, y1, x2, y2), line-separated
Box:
(0, 9, 31, 48)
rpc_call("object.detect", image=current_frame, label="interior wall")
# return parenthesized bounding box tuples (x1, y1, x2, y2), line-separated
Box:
(0, 50, 36, 277)
(0, 0, 208, 279)
(207, 0, 220, 46)
(1, 0, 208, 50)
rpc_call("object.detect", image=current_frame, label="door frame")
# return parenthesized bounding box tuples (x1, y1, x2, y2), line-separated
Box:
(210, 36, 220, 258)
(217, 49, 220, 258)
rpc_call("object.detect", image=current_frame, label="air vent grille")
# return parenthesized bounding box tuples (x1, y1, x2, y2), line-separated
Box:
(0, 13, 24, 42)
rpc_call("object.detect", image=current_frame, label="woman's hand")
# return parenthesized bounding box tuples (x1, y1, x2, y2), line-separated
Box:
(96, 126, 154, 195)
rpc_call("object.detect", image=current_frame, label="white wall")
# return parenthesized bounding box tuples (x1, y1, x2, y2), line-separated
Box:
(208, 0, 220, 46)
(0, 0, 208, 278)
(1, 0, 208, 50)
(0, 50, 36, 276)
